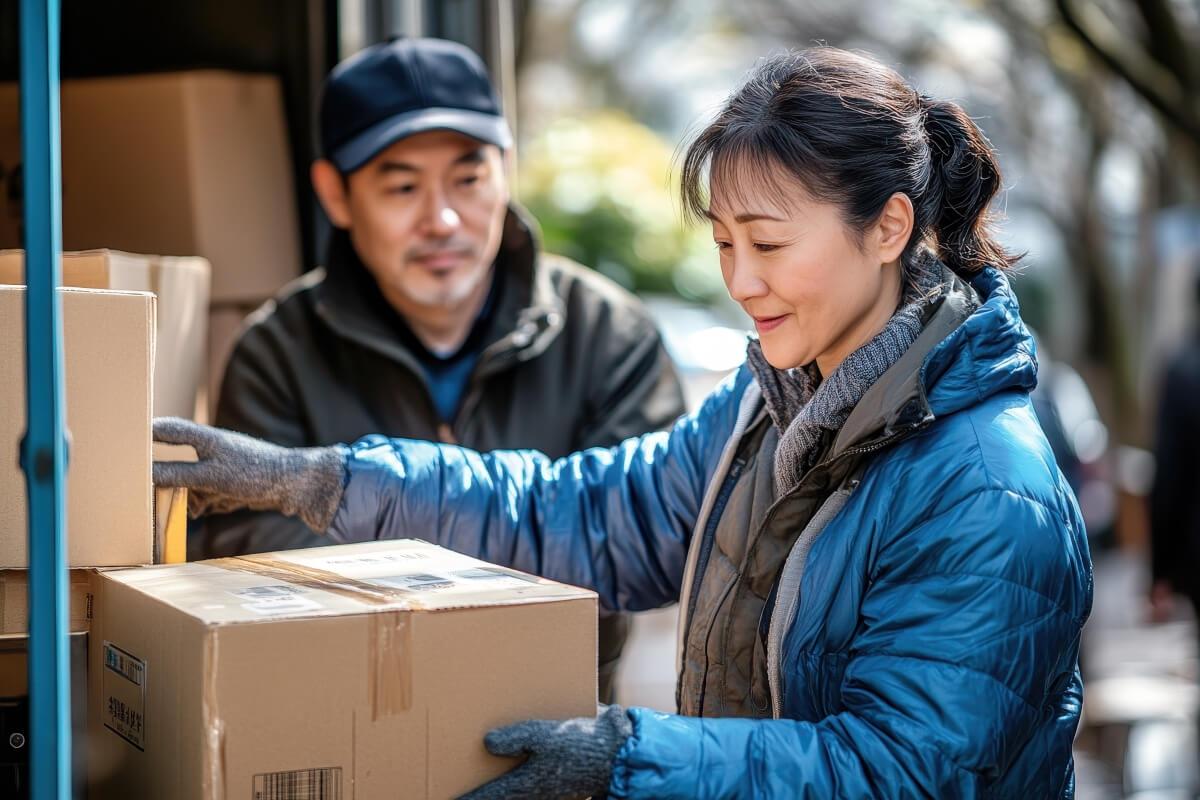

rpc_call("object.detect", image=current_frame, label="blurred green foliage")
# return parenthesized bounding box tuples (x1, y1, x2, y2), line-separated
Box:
(517, 110, 724, 302)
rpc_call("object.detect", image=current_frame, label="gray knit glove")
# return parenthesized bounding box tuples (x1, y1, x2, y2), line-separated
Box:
(458, 704, 632, 800)
(151, 417, 349, 534)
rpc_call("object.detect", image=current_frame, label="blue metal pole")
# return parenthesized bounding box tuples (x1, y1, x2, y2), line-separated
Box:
(18, 0, 70, 798)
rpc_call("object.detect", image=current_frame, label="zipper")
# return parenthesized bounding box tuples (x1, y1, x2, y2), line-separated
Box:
(447, 321, 538, 439)
(676, 456, 746, 713)
(684, 456, 750, 716)
(682, 457, 746, 637)
(765, 483, 857, 719)
(763, 417, 933, 718)
(674, 381, 763, 709)
(755, 418, 932, 542)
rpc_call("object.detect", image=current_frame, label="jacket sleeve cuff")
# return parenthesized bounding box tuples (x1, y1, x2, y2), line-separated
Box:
(326, 434, 408, 543)
(608, 707, 708, 799)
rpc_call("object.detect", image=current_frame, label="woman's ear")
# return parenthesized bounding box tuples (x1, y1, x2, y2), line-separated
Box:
(874, 192, 914, 265)
(311, 159, 353, 230)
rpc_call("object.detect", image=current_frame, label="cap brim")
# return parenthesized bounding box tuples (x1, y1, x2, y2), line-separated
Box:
(330, 107, 513, 174)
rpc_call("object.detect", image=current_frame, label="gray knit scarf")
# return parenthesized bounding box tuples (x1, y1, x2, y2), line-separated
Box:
(747, 254, 950, 495)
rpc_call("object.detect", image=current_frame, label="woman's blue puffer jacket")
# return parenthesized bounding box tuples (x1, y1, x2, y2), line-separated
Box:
(328, 268, 1094, 798)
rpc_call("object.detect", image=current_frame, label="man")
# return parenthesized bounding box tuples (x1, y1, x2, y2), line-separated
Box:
(202, 37, 686, 703)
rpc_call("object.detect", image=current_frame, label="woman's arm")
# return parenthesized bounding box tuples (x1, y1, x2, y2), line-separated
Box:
(328, 368, 753, 612)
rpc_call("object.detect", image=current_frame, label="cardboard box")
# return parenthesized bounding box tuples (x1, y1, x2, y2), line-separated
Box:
(0, 286, 155, 567)
(89, 539, 598, 799)
(0, 249, 210, 419)
(0, 569, 93, 634)
(0, 72, 300, 302)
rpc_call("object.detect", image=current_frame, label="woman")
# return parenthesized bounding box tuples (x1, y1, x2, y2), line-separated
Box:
(157, 47, 1092, 798)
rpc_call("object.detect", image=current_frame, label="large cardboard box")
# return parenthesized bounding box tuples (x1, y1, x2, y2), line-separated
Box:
(89, 540, 598, 799)
(0, 72, 300, 302)
(0, 286, 155, 567)
(0, 249, 210, 419)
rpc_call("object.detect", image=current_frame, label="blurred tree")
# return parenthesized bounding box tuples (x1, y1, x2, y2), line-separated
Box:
(988, 1, 1145, 441)
(1054, 0, 1200, 183)
(987, 0, 1200, 443)
(514, 0, 1192, 445)
(517, 109, 726, 301)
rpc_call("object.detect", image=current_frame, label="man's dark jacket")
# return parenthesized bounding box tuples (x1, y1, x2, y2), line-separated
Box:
(201, 207, 687, 701)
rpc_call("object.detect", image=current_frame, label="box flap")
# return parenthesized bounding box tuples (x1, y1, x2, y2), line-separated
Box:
(101, 540, 595, 625)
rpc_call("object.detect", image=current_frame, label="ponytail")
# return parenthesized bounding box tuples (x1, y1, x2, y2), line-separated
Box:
(919, 97, 1018, 277)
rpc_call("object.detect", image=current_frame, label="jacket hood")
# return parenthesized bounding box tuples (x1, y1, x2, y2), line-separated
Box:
(922, 267, 1038, 418)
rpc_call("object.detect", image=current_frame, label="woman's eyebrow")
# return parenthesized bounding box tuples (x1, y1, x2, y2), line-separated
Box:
(704, 208, 785, 224)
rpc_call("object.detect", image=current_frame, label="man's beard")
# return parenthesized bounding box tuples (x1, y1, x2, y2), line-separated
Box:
(397, 253, 490, 309)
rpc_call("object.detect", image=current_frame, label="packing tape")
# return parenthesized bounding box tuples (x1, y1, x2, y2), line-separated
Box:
(209, 554, 397, 606)
(210, 554, 415, 717)
(369, 611, 412, 718)
(210, 553, 438, 609)
(203, 631, 227, 800)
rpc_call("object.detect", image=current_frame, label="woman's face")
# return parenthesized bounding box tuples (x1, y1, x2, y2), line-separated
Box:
(708, 170, 909, 375)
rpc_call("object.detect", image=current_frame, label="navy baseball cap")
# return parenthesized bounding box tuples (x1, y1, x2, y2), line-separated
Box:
(319, 37, 513, 174)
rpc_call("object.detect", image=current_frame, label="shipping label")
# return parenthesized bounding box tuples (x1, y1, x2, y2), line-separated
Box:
(102, 641, 146, 751)
(230, 585, 324, 616)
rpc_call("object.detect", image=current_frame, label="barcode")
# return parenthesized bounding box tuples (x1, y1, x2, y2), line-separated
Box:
(252, 767, 341, 800)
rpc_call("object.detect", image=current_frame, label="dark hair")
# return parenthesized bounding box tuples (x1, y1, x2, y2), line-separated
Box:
(680, 48, 1018, 279)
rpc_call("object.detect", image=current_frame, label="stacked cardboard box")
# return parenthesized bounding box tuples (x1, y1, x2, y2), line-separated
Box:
(0, 284, 156, 567)
(0, 249, 211, 420)
(88, 539, 598, 799)
(0, 276, 163, 798)
(0, 71, 303, 420)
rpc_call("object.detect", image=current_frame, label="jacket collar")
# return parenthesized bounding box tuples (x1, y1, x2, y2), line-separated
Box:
(829, 266, 1034, 458)
(312, 202, 566, 374)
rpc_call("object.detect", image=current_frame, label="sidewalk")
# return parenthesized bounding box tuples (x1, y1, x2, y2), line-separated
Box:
(1077, 548, 1199, 798)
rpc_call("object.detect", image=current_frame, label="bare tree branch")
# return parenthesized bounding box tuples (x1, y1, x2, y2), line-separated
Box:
(1133, 0, 1198, 88)
(1055, 0, 1200, 143)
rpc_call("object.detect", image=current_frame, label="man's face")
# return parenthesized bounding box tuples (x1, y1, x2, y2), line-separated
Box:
(341, 131, 509, 310)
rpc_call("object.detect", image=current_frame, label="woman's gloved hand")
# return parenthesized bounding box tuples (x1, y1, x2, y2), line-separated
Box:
(152, 417, 349, 533)
(458, 704, 632, 800)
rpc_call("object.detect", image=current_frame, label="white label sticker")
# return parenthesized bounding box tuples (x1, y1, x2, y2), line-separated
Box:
(231, 585, 307, 599)
(299, 551, 431, 570)
(102, 642, 146, 751)
(366, 567, 540, 595)
(227, 585, 325, 616)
